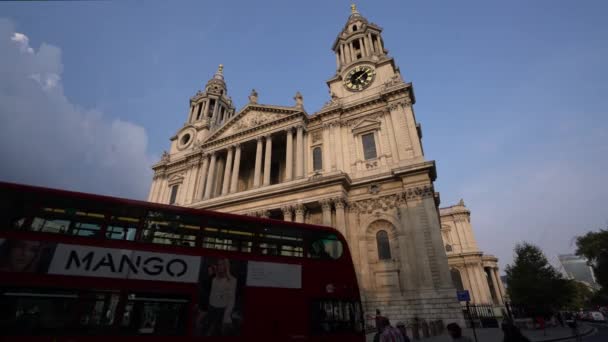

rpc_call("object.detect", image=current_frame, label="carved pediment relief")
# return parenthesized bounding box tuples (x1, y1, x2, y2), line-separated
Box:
(204, 105, 302, 144)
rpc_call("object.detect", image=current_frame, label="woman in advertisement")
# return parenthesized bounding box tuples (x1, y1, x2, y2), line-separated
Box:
(0, 239, 54, 273)
(196, 258, 238, 336)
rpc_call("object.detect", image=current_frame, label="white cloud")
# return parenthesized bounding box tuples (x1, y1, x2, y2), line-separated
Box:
(0, 18, 154, 199)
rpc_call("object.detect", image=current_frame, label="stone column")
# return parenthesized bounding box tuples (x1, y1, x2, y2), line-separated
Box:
(195, 154, 209, 200)
(320, 199, 332, 226)
(221, 147, 234, 195)
(349, 41, 355, 61)
(334, 198, 346, 235)
(147, 177, 158, 202)
(157, 177, 167, 203)
(489, 267, 504, 304)
(253, 137, 263, 187)
(477, 266, 493, 304)
(367, 33, 374, 54)
(203, 152, 217, 199)
(285, 128, 293, 181)
(335, 52, 340, 70)
(295, 125, 304, 178)
(364, 36, 371, 56)
(294, 204, 306, 223)
(184, 160, 200, 203)
(339, 44, 345, 66)
(258, 210, 270, 219)
(466, 265, 483, 304)
(330, 123, 338, 170)
(359, 38, 365, 57)
(495, 268, 508, 303)
(263, 134, 272, 186)
(281, 206, 293, 222)
(230, 144, 241, 193)
(212, 99, 219, 123)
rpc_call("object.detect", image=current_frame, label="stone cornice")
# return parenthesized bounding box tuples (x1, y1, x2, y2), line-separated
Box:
(439, 205, 471, 217)
(348, 184, 435, 214)
(190, 172, 353, 211)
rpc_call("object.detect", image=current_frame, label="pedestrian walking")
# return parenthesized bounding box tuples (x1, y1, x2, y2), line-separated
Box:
(396, 322, 411, 342)
(378, 317, 406, 342)
(501, 318, 530, 342)
(446, 322, 473, 342)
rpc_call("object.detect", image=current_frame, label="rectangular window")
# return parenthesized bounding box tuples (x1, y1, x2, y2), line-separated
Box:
(361, 133, 377, 160)
(169, 185, 179, 205)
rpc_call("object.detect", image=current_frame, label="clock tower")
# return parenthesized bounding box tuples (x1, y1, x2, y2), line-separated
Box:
(327, 4, 404, 105)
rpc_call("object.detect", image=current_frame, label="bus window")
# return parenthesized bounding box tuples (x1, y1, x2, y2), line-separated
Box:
(76, 292, 120, 333)
(0, 289, 79, 335)
(142, 211, 200, 247)
(311, 299, 364, 335)
(106, 216, 139, 241)
(308, 234, 343, 260)
(31, 217, 70, 234)
(120, 293, 189, 336)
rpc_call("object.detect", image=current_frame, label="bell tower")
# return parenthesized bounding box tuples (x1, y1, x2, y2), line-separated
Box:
(327, 4, 403, 103)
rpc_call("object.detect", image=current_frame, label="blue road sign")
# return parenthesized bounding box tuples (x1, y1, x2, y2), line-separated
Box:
(457, 290, 471, 302)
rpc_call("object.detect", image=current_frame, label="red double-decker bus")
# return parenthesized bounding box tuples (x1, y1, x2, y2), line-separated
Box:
(0, 182, 364, 341)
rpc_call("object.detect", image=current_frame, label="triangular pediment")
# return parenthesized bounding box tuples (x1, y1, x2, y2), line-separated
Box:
(352, 118, 380, 130)
(204, 104, 303, 144)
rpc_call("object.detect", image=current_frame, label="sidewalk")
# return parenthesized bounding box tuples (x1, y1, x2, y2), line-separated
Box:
(366, 324, 593, 342)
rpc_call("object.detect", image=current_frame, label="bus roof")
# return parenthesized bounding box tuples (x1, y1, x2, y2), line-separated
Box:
(0, 181, 345, 240)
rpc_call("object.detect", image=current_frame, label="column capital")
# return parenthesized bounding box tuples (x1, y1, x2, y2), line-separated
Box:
(264, 133, 273, 140)
(296, 124, 305, 131)
(281, 205, 294, 215)
(256, 136, 264, 142)
(257, 210, 270, 218)
(295, 203, 307, 215)
(333, 197, 346, 209)
(232, 143, 240, 149)
(285, 126, 295, 134)
(320, 198, 332, 211)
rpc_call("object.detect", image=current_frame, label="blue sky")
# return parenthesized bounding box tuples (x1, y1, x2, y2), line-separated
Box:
(1, 0, 607, 268)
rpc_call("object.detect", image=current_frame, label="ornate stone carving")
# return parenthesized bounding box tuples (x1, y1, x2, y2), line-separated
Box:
(248, 89, 258, 104)
(368, 184, 380, 195)
(403, 185, 434, 201)
(160, 151, 170, 163)
(294, 91, 304, 109)
(320, 198, 332, 211)
(333, 198, 346, 210)
(281, 205, 293, 216)
(365, 160, 378, 169)
(294, 203, 307, 216)
(311, 131, 322, 143)
(256, 210, 270, 218)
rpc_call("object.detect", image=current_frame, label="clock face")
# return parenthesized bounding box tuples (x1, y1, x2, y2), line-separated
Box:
(344, 66, 375, 91)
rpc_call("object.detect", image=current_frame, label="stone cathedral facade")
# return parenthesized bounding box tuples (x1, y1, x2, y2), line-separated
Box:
(148, 6, 465, 323)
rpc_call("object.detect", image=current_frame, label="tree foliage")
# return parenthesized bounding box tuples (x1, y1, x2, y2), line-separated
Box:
(506, 242, 575, 316)
(575, 229, 608, 289)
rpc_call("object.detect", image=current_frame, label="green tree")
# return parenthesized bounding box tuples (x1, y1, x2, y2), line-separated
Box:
(563, 280, 594, 310)
(575, 229, 608, 289)
(506, 242, 575, 316)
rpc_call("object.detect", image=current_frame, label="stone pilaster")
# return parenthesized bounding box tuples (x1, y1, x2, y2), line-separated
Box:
(320, 198, 332, 226)
(263, 135, 272, 186)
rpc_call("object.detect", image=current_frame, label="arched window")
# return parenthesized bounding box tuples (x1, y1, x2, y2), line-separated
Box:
(445, 244, 453, 252)
(376, 230, 391, 260)
(352, 24, 358, 31)
(313, 147, 323, 171)
(450, 268, 465, 292)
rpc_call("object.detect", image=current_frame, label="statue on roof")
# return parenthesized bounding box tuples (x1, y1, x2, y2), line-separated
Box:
(248, 89, 258, 104)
